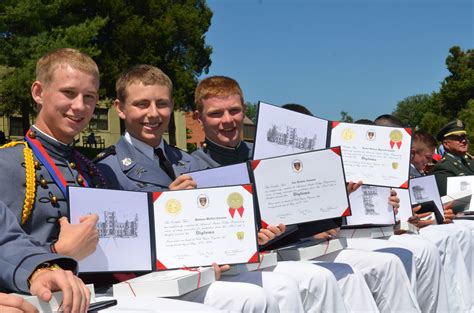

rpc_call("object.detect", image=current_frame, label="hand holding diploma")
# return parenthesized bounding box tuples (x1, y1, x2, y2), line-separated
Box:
(212, 263, 231, 280)
(55, 214, 99, 260)
(389, 189, 400, 215)
(258, 224, 286, 245)
(169, 174, 197, 190)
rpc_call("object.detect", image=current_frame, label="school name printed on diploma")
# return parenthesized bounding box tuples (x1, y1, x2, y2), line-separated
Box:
(162, 217, 245, 248)
(342, 145, 403, 166)
(264, 178, 338, 216)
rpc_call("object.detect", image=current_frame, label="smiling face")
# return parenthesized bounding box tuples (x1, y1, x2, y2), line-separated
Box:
(195, 94, 245, 148)
(115, 82, 173, 147)
(443, 135, 469, 157)
(32, 65, 99, 144)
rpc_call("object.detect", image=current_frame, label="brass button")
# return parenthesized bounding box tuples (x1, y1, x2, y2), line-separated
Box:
(77, 177, 84, 184)
(40, 178, 48, 187)
(69, 162, 76, 169)
(28, 131, 36, 139)
(34, 161, 41, 169)
(88, 169, 94, 176)
(50, 195, 58, 205)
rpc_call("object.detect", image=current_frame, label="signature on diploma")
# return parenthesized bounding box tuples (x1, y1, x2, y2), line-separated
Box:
(224, 249, 243, 256)
(321, 206, 336, 213)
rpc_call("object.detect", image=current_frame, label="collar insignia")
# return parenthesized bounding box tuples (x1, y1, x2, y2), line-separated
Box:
(122, 158, 132, 167)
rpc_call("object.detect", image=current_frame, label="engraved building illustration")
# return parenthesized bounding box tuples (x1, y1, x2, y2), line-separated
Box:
(267, 125, 317, 151)
(460, 181, 471, 191)
(97, 211, 139, 238)
(362, 185, 378, 215)
(412, 185, 428, 202)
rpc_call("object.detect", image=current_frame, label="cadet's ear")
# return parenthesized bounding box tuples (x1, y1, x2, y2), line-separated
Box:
(114, 99, 126, 120)
(194, 110, 203, 126)
(31, 81, 44, 106)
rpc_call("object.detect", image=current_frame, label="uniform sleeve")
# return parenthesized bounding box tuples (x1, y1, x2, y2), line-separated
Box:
(0, 201, 77, 293)
(430, 165, 454, 197)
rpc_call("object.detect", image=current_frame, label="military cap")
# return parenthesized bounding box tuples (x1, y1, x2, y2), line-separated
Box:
(436, 119, 467, 141)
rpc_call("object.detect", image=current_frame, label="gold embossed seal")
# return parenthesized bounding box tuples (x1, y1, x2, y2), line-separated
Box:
(165, 199, 182, 215)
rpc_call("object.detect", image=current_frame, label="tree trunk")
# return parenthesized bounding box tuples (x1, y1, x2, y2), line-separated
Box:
(168, 111, 176, 146)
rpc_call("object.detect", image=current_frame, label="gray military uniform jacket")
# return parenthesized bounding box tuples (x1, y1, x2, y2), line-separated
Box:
(0, 201, 77, 293)
(192, 138, 254, 168)
(96, 136, 205, 192)
(0, 126, 102, 247)
(409, 164, 423, 179)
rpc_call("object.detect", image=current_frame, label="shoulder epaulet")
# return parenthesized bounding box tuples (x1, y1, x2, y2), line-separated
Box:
(93, 145, 116, 163)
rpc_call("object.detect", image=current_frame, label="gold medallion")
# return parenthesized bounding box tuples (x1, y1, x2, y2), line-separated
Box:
(236, 231, 245, 240)
(392, 162, 399, 170)
(227, 192, 244, 209)
(389, 130, 403, 142)
(341, 128, 355, 141)
(165, 199, 182, 215)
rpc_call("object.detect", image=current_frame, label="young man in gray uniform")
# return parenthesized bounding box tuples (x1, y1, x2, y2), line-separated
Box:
(0, 201, 90, 313)
(96, 64, 307, 313)
(192, 76, 422, 313)
(0, 49, 231, 313)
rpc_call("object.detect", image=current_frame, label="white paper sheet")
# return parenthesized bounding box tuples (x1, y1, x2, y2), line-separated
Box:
(253, 102, 329, 160)
(330, 122, 411, 188)
(252, 148, 349, 226)
(68, 187, 153, 272)
(153, 185, 259, 269)
(409, 175, 444, 220)
(188, 163, 250, 188)
(447, 176, 474, 212)
(346, 185, 395, 226)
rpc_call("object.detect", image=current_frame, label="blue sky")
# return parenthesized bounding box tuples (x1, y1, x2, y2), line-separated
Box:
(202, 0, 473, 121)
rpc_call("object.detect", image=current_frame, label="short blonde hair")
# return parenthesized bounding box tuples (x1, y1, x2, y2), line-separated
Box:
(194, 76, 244, 112)
(36, 48, 99, 85)
(115, 64, 173, 103)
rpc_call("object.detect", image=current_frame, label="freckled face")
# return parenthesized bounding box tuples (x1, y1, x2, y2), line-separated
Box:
(196, 94, 245, 147)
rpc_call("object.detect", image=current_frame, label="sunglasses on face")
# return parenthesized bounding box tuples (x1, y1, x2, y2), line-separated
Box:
(446, 135, 468, 142)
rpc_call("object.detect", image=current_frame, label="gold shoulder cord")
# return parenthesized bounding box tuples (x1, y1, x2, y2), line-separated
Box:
(0, 141, 35, 224)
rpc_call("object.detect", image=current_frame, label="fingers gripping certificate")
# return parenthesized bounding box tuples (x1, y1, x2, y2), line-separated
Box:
(330, 122, 412, 188)
(153, 185, 259, 269)
(252, 147, 350, 226)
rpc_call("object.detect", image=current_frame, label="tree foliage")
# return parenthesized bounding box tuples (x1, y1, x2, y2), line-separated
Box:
(0, 0, 213, 136)
(392, 46, 473, 142)
(340, 111, 353, 123)
(245, 102, 258, 123)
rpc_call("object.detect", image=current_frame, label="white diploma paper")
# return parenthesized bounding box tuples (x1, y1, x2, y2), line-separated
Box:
(447, 176, 474, 212)
(252, 148, 350, 226)
(153, 185, 259, 269)
(68, 187, 153, 272)
(253, 101, 329, 160)
(409, 175, 445, 219)
(394, 188, 414, 222)
(188, 163, 250, 188)
(330, 122, 411, 188)
(346, 185, 395, 226)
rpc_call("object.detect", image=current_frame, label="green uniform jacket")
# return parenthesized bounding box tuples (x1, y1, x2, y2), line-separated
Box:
(429, 153, 474, 196)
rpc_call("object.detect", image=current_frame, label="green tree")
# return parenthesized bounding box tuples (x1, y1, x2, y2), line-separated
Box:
(439, 46, 474, 118)
(392, 94, 436, 128)
(245, 102, 258, 123)
(0, 0, 213, 143)
(340, 111, 353, 123)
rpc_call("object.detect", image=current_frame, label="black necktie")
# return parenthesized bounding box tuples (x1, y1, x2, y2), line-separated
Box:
(155, 148, 176, 180)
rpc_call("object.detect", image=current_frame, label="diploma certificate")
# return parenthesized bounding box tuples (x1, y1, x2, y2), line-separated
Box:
(188, 163, 251, 188)
(409, 175, 444, 221)
(330, 122, 411, 188)
(253, 102, 330, 160)
(252, 147, 350, 226)
(446, 176, 474, 212)
(153, 185, 259, 269)
(68, 187, 153, 273)
(345, 185, 395, 226)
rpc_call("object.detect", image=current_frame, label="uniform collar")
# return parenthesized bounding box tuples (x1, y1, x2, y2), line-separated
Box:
(30, 125, 74, 159)
(124, 132, 165, 161)
(203, 137, 250, 166)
